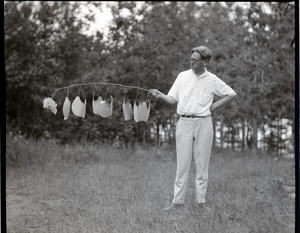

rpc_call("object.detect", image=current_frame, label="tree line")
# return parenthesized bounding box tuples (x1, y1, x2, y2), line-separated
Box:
(5, 2, 295, 155)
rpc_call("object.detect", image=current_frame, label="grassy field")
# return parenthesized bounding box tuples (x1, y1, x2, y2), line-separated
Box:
(6, 134, 295, 233)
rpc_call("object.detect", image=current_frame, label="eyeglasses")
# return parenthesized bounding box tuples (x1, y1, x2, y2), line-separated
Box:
(190, 58, 201, 64)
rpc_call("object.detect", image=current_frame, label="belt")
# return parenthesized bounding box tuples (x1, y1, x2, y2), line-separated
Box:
(180, 115, 209, 118)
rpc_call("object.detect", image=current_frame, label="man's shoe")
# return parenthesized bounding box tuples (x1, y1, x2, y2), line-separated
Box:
(196, 203, 212, 211)
(163, 203, 184, 212)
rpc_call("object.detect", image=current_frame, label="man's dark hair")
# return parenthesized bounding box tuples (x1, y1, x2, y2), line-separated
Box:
(191, 46, 212, 62)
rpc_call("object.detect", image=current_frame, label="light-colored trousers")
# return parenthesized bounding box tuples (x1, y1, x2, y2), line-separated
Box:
(172, 116, 213, 204)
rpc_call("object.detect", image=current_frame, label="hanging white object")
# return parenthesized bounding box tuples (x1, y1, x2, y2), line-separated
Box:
(138, 101, 151, 122)
(123, 99, 133, 121)
(133, 89, 151, 122)
(92, 96, 103, 115)
(98, 95, 113, 118)
(62, 97, 71, 120)
(43, 97, 57, 115)
(71, 96, 86, 118)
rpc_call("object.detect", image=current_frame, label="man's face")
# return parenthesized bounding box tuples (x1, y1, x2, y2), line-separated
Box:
(190, 52, 204, 72)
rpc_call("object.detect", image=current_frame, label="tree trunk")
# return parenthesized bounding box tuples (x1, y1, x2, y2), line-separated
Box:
(241, 120, 246, 152)
(231, 125, 235, 150)
(212, 119, 216, 147)
(277, 117, 281, 156)
(251, 117, 258, 155)
(156, 121, 160, 148)
(164, 129, 167, 141)
(143, 131, 146, 146)
(220, 115, 224, 148)
(292, 114, 295, 153)
(261, 124, 265, 151)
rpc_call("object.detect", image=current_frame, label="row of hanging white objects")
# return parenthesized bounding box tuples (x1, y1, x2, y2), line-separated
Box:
(62, 96, 150, 122)
(123, 99, 151, 122)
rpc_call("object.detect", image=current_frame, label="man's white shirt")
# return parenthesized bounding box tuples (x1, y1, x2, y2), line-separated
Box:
(168, 68, 236, 116)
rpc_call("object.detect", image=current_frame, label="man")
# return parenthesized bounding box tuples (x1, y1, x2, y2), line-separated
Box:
(150, 45, 236, 211)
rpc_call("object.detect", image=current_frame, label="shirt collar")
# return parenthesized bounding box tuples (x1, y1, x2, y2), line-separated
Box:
(192, 67, 207, 79)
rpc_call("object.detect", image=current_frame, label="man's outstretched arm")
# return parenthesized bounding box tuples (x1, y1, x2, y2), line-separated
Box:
(150, 89, 177, 105)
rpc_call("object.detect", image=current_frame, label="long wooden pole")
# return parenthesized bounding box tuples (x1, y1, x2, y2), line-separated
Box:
(51, 82, 150, 99)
